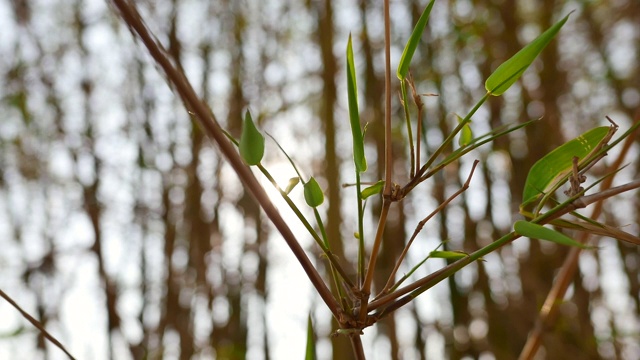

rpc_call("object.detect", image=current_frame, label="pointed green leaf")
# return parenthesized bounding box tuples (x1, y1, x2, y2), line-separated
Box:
(305, 315, 317, 360)
(485, 13, 571, 96)
(283, 177, 300, 194)
(430, 250, 469, 261)
(304, 177, 324, 208)
(514, 221, 593, 249)
(361, 180, 385, 200)
(239, 111, 264, 165)
(397, 0, 436, 80)
(346, 35, 367, 173)
(456, 114, 473, 147)
(521, 126, 610, 208)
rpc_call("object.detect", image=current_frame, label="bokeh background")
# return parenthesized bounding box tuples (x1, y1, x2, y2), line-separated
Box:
(0, 0, 639, 359)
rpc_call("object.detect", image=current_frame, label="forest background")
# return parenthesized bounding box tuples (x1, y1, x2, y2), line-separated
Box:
(0, 0, 639, 359)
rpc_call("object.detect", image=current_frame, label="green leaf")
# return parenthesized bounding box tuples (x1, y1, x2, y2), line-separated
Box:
(397, 0, 436, 80)
(305, 315, 317, 360)
(485, 13, 571, 96)
(430, 250, 469, 261)
(283, 177, 300, 194)
(239, 111, 264, 165)
(304, 177, 324, 208)
(346, 35, 367, 173)
(514, 220, 593, 249)
(361, 180, 385, 200)
(456, 114, 473, 147)
(521, 126, 610, 209)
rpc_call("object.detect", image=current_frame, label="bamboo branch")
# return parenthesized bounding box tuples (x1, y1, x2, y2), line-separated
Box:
(356, 0, 393, 324)
(383, 0, 392, 196)
(109, 0, 345, 324)
(368, 160, 640, 320)
(0, 289, 76, 359)
(377, 160, 479, 298)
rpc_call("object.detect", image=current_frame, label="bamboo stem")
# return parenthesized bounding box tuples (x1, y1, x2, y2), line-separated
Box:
(110, 0, 345, 324)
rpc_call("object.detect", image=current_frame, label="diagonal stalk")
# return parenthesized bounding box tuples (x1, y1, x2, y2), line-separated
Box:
(219, 119, 357, 292)
(110, 0, 345, 323)
(0, 289, 76, 359)
(258, 165, 356, 291)
(377, 160, 478, 298)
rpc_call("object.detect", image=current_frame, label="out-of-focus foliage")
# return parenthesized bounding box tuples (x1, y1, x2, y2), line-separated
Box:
(0, 1, 639, 359)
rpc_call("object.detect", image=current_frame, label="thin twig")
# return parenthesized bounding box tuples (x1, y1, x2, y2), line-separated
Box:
(368, 158, 640, 320)
(109, 0, 345, 324)
(257, 164, 357, 292)
(408, 73, 424, 175)
(402, 80, 416, 178)
(0, 289, 76, 359)
(383, 0, 392, 197)
(377, 160, 479, 298)
(356, 0, 393, 325)
(398, 92, 491, 199)
(358, 199, 391, 322)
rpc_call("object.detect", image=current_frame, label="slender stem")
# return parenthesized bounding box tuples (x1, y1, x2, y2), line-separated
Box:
(259, 165, 356, 290)
(225, 131, 357, 290)
(407, 73, 425, 177)
(417, 92, 490, 180)
(414, 99, 423, 176)
(369, 231, 518, 314)
(314, 208, 329, 248)
(370, 171, 640, 319)
(400, 119, 535, 199)
(401, 80, 415, 178)
(378, 160, 478, 297)
(397, 92, 491, 200)
(355, 0, 393, 326)
(387, 241, 445, 294)
(313, 207, 349, 300)
(359, 198, 391, 321)
(110, 0, 345, 323)
(356, 171, 366, 286)
(314, 207, 345, 299)
(0, 289, 76, 359)
(383, 0, 392, 197)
